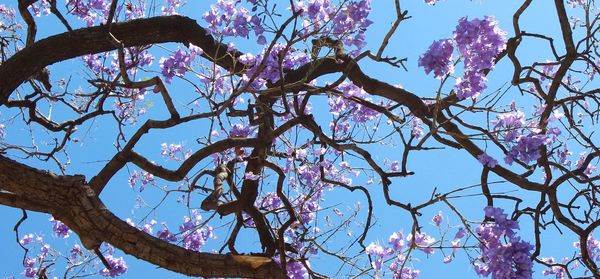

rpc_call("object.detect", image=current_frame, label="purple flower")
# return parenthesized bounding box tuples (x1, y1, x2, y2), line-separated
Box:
(574, 235, 600, 262)
(229, 123, 252, 138)
(389, 231, 405, 251)
(22, 257, 37, 278)
(244, 171, 261, 180)
(141, 220, 157, 234)
(70, 244, 82, 259)
(179, 211, 214, 251)
(157, 223, 177, 242)
(99, 255, 128, 277)
(0, 4, 16, 18)
(161, 143, 184, 160)
(418, 39, 454, 79)
(411, 117, 424, 138)
(239, 43, 309, 89)
(494, 109, 525, 142)
(432, 211, 443, 226)
(477, 153, 498, 168)
(50, 217, 71, 238)
(409, 232, 436, 254)
(365, 242, 388, 271)
(475, 207, 533, 279)
(541, 257, 567, 279)
(159, 49, 191, 83)
(504, 133, 552, 165)
(286, 260, 308, 279)
(575, 152, 598, 177)
(162, 0, 182, 15)
(328, 82, 380, 123)
(453, 16, 506, 99)
(19, 234, 34, 246)
(454, 227, 467, 239)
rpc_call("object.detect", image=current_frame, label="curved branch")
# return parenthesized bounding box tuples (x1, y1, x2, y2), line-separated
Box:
(0, 155, 286, 278)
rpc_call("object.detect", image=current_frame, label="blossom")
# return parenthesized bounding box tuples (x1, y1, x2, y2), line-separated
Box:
(99, 255, 128, 277)
(22, 257, 37, 278)
(229, 123, 252, 137)
(50, 217, 71, 238)
(162, 0, 182, 15)
(159, 48, 191, 83)
(157, 223, 177, 242)
(409, 232, 436, 254)
(365, 242, 388, 271)
(432, 211, 443, 226)
(477, 153, 498, 168)
(454, 16, 506, 99)
(389, 231, 405, 251)
(474, 207, 533, 279)
(244, 171, 261, 180)
(70, 244, 82, 259)
(454, 227, 467, 239)
(418, 39, 454, 79)
(540, 257, 567, 279)
(411, 117, 425, 138)
(179, 211, 214, 251)
(19, 234, 34, 246)
(328, 82, 380, 123)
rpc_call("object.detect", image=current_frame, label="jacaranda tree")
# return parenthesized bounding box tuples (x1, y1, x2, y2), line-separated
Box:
(0, 0, 599, 278)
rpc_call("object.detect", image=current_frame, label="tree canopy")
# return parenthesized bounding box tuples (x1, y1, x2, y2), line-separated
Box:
(0, 0, 600, 278)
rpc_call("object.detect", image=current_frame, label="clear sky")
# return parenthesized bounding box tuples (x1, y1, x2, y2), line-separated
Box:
(0, 0, 594, 278)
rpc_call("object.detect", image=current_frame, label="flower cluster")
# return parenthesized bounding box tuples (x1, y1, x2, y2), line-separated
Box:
(229, 123, 253, 138)
(411, 117, 425, 139)
(331, 0, 373, 51)
(492, 103, 563, 166)
(477, 153, 498, 168)
(295, 0, 373, 54)
(28, 0, 50, 17)
(418, 17, 506, 99)
(0, 4, 16, 18)
(540, 257, 568, 279)
(160, 48, 192, 83)
(238, 43, 310, 89)
(157, 223, 178, 242)
(99, 254, 128, 277)
(162, 0, 183, 15)
(115, 88, 149, 124)
(203, 0, 265, 44)
(22, 257, 38, 278)
(160, 142, 192, 161)
(574, 235, 600, 262)
(127, 170, 155, 192)
(50, 217, 71, 238)
(66, 0, 111, 26)
(454, 16, 506, 99)
(474, 206, 533, 279)
(328, 82, 380, 124)
(418, 39, 454, 79)
(365, 230, 426, 278)
(574, 152, 599, 177)
(18, 234, 57, 278)
(179, 210, 215, 251)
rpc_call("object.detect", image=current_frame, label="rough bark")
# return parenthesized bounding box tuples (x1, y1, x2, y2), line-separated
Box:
(0, 155, 286, 278)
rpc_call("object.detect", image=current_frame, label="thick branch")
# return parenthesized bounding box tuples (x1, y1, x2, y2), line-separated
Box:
(0, 15, 244, 104)
(0, 155, 285, 278)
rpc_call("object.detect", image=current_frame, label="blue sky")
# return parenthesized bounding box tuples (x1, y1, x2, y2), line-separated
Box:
(0, 0, 594, 278)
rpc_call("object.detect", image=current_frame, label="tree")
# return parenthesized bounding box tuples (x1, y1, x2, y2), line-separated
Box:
(0, 0, 599, 278)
